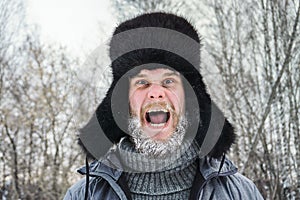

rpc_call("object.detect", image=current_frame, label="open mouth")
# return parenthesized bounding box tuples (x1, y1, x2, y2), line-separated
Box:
(145, 109, 171, 127)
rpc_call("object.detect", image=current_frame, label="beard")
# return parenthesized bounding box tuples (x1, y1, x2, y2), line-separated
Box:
(128, 114, 188, 158)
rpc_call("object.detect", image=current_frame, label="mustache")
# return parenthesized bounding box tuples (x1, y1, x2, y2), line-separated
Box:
(141, 102, 175, 114)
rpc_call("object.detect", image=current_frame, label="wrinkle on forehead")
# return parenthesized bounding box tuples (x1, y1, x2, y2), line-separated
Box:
(135, 69, 179, 77)
(131, 69, 181, 81)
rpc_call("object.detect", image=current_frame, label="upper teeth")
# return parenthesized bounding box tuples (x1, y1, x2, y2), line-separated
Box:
(147, 109, 168, 113)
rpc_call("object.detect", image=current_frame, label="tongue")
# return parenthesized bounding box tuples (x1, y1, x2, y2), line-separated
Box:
(149, 112, 167, 124)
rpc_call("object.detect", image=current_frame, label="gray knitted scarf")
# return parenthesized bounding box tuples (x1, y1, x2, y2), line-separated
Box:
(118, 137, 200, 200)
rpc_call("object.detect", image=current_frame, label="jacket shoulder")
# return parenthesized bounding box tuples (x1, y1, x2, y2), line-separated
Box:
(229, 172, 263, 197)
(64, 176, 109, 200)
(200, 172, 264, 200)
(64, 178, 87, 200)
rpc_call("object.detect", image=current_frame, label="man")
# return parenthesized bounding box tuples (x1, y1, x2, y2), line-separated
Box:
(64, 12, 264, 199)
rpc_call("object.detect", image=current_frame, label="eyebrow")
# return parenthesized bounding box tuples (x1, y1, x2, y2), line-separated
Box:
(133, 71, 180, 78)
(163, 72, 180, 77)
(133, 74, 147, 78)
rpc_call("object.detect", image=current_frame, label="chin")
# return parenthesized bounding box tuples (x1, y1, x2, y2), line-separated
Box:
(141, 124, 176, 141)
(129, 115, 188, 157)
(148, 130, 174, 141)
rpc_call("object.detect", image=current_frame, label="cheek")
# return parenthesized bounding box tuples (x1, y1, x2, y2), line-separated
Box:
(168, 90, 185, 111)
(129, 90, 145, 113)
(179, 91, 185, 110)
(177, 87, 185, 111)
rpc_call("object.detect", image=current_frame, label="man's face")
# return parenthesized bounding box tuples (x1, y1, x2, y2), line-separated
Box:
(129, 68, 185, 141)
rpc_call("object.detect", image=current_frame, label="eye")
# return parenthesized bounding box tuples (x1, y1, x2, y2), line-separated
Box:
(136, 79, 149, 86)
(163, 78, 175, 85)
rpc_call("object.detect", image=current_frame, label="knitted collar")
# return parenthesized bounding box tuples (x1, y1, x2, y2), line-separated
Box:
(117, 136, 200, 196)
(117, 136, 200, 173)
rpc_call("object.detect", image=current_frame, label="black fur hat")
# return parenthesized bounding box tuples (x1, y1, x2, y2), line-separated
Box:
(79, 12, 235, 159)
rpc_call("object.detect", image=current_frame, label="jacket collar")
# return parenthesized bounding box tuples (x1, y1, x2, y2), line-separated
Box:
(199, 156, 237, 180)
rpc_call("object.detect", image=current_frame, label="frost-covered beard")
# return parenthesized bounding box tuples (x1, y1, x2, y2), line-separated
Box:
(128, 115, 188, 158)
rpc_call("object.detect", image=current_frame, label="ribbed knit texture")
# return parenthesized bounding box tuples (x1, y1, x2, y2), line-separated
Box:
(118, 137, 200, 200)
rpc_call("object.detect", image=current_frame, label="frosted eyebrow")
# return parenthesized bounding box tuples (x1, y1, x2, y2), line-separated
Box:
(163, 72, 180, 77)
(132, 74, 147, 78)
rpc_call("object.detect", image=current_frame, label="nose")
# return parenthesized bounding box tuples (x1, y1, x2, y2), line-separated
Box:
(147, 84, 165, 99)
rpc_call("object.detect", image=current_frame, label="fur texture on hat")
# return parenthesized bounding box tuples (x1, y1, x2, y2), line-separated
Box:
(79, 12, 235, 159)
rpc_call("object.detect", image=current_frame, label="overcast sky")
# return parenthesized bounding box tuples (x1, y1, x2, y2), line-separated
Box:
(26, 0, 117, 58)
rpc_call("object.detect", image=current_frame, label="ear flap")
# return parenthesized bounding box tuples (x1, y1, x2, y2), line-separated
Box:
(192, 98, 236, 159)
(208, 119, 236, 158)
(78, 113, 115, 160)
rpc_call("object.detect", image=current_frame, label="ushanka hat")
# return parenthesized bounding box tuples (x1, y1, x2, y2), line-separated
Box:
(78, 12, 235, 161)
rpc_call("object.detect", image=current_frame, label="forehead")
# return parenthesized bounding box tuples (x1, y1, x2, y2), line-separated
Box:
(132, 68, 180, 78)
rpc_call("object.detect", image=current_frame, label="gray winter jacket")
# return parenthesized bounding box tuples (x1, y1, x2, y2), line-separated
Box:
(64, 154, 264, 200)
